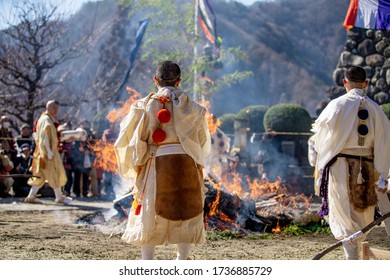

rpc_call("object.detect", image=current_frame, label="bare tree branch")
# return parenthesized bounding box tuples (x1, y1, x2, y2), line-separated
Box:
(0, 0, 88, 127)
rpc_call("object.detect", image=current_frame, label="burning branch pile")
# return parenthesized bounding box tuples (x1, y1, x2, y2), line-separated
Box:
(81, 86, 321, 236)
(204, 169, 321, 234)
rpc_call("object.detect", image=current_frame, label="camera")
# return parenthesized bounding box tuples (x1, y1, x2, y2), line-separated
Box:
(0, 150, 6, 155)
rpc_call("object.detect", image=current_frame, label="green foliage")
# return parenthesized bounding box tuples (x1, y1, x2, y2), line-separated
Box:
(217, 71, 254, 90)
(121, 0, 252, 97)
(282, 222, 331, 236)
(206, 230, 244, 241)
(205, 222, 330, 240)
(243, 233, 273, 240)
(206, 230, 273, 240)
(227, 47, 250, 63)
(263, 103, 312, 133)
(235, 105, 269, 133)
(380, 103, 390, 119)
(218, 113, 235, 134)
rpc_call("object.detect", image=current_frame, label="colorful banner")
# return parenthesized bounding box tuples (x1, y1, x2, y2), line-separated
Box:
(344, 0, 390, 30)
(198, 0, 222, 47)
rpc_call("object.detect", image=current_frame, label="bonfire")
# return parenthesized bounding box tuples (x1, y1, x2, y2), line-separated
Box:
(84, 86, 321, 235)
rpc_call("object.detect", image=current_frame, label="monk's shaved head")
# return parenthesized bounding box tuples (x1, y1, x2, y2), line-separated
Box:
(46, 100, 59, 116)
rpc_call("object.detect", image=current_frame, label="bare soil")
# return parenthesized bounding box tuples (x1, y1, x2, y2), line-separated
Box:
(0, 197, 389, 260)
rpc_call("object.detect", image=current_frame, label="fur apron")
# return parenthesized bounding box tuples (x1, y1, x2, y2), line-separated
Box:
(346, 158, 377, 211)
(155, 153, 203, 221)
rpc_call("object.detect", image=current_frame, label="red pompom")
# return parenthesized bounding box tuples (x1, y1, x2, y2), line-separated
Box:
(157, 109, 171, 123)
(135, 204, 142, 215)
(152, 128, 166, 143)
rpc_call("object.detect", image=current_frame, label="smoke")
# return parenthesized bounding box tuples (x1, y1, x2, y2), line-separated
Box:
(113, 177, 134, 201)
(52, 209, 74, 225)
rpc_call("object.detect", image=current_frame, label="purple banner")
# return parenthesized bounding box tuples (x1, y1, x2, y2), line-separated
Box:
(376, 0, 390, 30)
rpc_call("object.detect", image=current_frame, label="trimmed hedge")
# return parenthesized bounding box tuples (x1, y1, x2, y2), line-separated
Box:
(235, 105, 269, 133)
(218, 113, 235, 134)
(263, 103, 312, 133)
(380, 103, 390, 119)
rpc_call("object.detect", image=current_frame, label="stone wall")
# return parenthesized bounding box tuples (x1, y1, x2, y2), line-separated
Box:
(328, 28, 390, 105)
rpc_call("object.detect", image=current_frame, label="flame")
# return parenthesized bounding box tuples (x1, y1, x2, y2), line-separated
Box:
(107, 86, 141, 123)
(222, 164, 245, 196)
(219, 212, 236, 224)
(91, 140, 117, 173)
(207, 114, 221, 134)
(91, 86, 141, 173)
(208, 184, 221, 217)
(271, 220, 282, 233)
(246, 176, 286, 199)
(206, 160, 314, 233)
(214, 163, 286, 200)
(199, 100, 221, 134)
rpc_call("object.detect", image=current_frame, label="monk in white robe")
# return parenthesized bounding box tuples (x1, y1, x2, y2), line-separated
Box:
(115, 61, 211, 260)
(311, 66, 390, 259)
(25, 100, 71, 204)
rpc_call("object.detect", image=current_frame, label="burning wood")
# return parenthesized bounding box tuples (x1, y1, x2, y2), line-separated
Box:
(204, 168, 321, 234)
(75, 211, 106, 225)
(255, 192, 320, 230)
(204, 180, 272, 233)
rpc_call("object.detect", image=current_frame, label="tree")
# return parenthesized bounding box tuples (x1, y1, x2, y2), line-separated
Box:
(0, 0, 86, 127)
(120, 0, 252, 106)
(87, 2, 135, 105)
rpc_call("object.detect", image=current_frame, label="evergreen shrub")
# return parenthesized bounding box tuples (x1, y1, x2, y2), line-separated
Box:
(263, 103, 312, 133)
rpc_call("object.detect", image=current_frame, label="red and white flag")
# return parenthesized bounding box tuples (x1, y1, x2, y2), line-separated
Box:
(344, 0, 390, 30)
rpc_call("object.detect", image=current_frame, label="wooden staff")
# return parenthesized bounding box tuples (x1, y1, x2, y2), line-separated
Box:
(312, 211, 390, 260)
(112, 189, 134, 204)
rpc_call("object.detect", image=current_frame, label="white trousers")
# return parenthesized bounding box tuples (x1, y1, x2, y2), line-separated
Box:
(141, 243, 191, 260)
(342, 241, 361, 260)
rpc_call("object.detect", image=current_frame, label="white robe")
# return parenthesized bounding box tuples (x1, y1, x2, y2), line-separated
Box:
(311, 88, 390, 239)
(114, 87, 211, 246)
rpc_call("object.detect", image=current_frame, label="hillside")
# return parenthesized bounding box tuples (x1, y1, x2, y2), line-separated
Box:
(0, 0, 351, 124)
(211, 0, 350, 116)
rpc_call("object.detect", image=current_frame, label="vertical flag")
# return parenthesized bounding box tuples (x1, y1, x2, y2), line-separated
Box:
(344, 0, 390, 30)
(129, 19, 149, 68)
(114, 19, 149, 101)
(198, 0, 222, 48)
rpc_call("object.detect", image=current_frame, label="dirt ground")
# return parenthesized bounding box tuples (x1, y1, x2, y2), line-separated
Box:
(0, 197, 389, 260)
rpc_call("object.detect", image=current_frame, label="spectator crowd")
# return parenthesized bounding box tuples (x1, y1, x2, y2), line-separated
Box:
(0, 114, 118, 201)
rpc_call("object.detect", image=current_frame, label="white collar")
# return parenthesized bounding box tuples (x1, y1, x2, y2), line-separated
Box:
(348, 88, 367, 99)
(156, 87, 179, 104)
